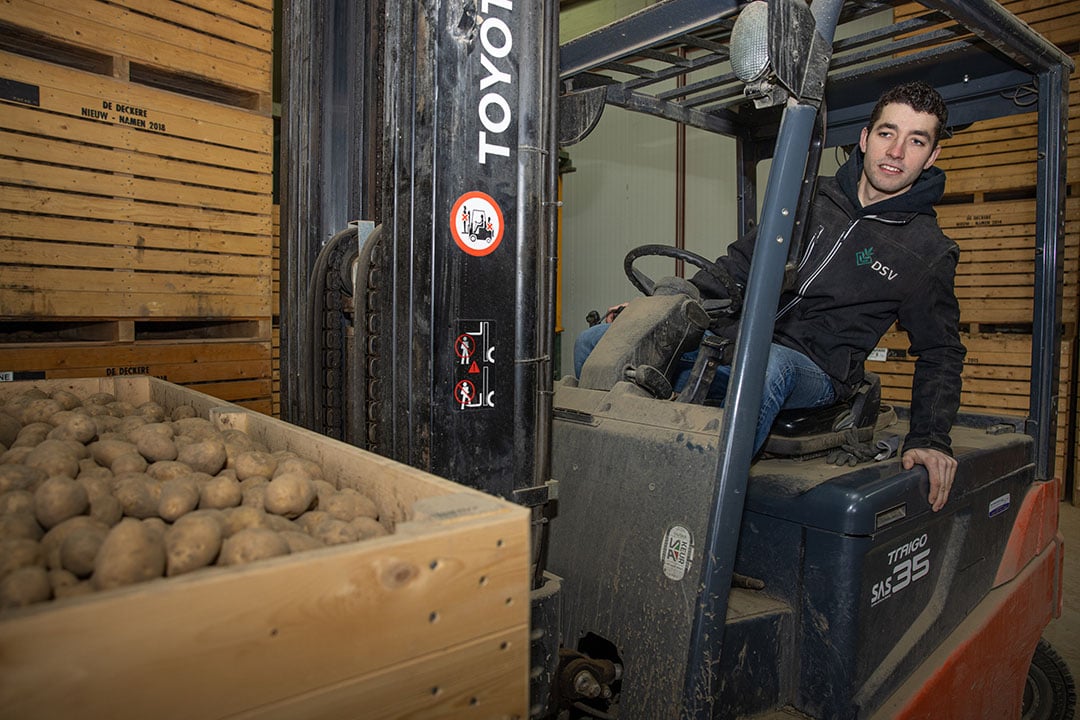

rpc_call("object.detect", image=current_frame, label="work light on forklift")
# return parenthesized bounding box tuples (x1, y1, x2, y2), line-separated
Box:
(730, 0, 770, 84)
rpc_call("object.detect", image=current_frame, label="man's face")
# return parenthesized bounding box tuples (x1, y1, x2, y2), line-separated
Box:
(858, 102, 942, 205)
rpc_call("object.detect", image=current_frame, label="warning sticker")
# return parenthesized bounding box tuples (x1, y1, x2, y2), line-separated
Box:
(453, 320, 496, 410)
(450, 191, 504, 257)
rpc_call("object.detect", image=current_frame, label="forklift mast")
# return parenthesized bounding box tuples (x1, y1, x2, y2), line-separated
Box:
(282, 0, 560, 505)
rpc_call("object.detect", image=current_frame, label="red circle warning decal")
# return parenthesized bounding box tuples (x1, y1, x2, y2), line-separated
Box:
(451, 191, 504, 257)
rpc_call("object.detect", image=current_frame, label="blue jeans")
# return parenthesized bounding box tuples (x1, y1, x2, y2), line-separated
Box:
(574, 323, 835, 454)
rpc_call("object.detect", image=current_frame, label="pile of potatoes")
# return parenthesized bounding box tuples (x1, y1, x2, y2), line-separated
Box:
(0, 387, 389, 611)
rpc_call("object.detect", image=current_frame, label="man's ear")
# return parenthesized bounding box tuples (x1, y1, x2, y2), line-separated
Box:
(859, 126, 868, 154)
(923, 144, 942, 170)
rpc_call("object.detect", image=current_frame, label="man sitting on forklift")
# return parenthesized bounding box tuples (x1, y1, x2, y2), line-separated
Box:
(575, 81, 965, 511)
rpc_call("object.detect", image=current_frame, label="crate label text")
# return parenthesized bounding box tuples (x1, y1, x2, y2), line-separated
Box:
(79, 99, 167, 133)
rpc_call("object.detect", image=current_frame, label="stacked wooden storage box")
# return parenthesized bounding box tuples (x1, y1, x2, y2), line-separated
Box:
(0, 0, 276, 413)
(884, 1, 1080, 495)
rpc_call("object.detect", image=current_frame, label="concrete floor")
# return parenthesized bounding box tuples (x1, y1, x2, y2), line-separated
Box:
(1044, 501, 1080, 677)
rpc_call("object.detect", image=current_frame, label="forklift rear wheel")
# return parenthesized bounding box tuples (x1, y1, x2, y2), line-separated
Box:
(1022, 638, 1077, 720)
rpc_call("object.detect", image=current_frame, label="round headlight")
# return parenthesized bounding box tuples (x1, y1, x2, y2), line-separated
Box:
(731, 1, 771, 84)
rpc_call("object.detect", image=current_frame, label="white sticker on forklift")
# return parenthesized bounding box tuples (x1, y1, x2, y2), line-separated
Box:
(870, 533, 931, 607)
(451, 191, 505, 257)
(661, 525, 694, 581)
(988, 493, 1011, 518)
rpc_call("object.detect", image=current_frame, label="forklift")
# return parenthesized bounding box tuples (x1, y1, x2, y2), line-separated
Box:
(280, 0, 1075, 717)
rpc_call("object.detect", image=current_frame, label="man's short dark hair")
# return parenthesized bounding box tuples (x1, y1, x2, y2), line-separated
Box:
(868, 81, 949, 146)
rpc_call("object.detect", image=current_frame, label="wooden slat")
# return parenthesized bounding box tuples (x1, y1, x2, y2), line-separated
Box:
(0, 158, 269, 215)
(0, 0, 271, 94)
(0, 214, 269, 256)
(0, 52, 273, 152)
(0, 187, 271, 235)
(112, 0, 271, 52)
(180, 0, 274, 32)
(0, 286, 270, 318)
(0, 123, 270, 194)
(0, 239, 270, 277)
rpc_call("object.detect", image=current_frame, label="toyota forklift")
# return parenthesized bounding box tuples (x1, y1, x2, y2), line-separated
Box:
(280, 0, 1075, 717)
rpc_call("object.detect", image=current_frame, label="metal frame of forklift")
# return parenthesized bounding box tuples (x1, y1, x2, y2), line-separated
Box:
(280, 1, 1072, 718)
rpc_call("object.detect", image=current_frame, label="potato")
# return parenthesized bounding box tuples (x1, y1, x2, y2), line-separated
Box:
(91, 413, 121, 434)
(239, 477, 269, 508)
(88, 492, 124, 527)
(273, 456, 325, 484)
(158, 476, 200, 521)
(0, 490, 34, 516)
(177, 437, 228, 476)
(295, 511, 331, 535)
(0, 446, 34, 466)
(222, 430, 260, 468)
(22, 441, 80, 481)
(311, 517, 359, 546)
(264, 472, 317, 519)
(262, 513, 297, 533)
(218, 527, 290, 566)
(20, 398, 63, 425)
(349, 516, 390, 540)
(0, 410, 22, 448)
(172, 417, 217, 440)
(137, 402, 167, 422)
(128, 423, 177, 463)
(234, 451, 277, 481)
(111, 452, 149, 475)
(146, 460, 193, 482)
(170, 405, 198, 421)
(221, 506, 268, 537)
(321, 488, 378, 522)
(50, 389, 82, 411)
(41, 516, 110, 570)
(164, 512, 223, 576)
(111, 472, 161, 519)
(313, 480, 336, 507)
(199, 475, 242, 510)
(60, 525, 109, 577)
(33, 476, 89, 529)
(77, 472, 112, 499)
(12, 423, 51, 448)
(0, 464, 45, 493)
(49, 568, 82, 596)
(85, 392, 116, 406)
(47, 413, 97, 444)
(280, 530, 323, 554)
(92, 518, 166, 590)
(89, 439, 140, 469)
(142, 517, 167, 540)
(105, 400, 136, 418)
(0, 538, 45, 580)
(0, 512, 44, 542)
(0, 566, 51, 608)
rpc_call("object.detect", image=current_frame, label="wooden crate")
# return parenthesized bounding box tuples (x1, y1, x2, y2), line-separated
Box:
(0, 48, 273, 320)
(0, 376, 530, 720)
(937, 196, 1080, 326)
(0, 322, 273, 413)
(0, 0, 273, 103)
(871, 331, 1074, 483)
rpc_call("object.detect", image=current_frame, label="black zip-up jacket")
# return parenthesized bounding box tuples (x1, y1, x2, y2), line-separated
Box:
(693, 149, 966, 455)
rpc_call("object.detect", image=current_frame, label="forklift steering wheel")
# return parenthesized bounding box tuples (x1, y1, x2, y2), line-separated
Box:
(623, 244, 722, 296)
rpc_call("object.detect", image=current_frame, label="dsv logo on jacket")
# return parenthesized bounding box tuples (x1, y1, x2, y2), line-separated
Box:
(856, 247, 899, 281)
